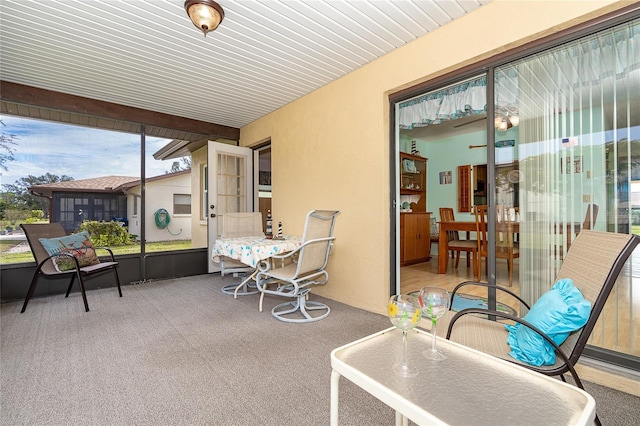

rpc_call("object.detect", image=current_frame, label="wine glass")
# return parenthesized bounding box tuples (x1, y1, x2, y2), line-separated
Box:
(388, 294, 422, 377)
(419, 287, 450, 360)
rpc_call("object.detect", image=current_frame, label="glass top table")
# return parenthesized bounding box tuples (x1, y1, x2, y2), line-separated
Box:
(330, 327, 595, 425)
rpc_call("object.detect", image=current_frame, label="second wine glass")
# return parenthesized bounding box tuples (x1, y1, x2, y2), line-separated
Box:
(419, 286, 450, 360)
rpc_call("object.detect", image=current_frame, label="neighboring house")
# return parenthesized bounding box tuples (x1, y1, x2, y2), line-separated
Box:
(29, 171, 192, 242)
(30, 176, 135, 233)
(120, 170, 192, 242)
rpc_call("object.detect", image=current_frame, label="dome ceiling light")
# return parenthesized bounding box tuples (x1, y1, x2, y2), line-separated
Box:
(184, 0, 225, 37)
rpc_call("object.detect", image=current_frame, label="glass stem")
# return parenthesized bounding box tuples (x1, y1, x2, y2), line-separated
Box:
(431, 318, 437, 353)
(402, 330, 409, 369)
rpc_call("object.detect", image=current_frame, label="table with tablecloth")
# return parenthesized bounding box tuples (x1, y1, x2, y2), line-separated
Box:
(212, 235, 302, 296)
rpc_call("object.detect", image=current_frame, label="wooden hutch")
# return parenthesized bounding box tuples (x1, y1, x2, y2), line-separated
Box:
(399, 152, 431, 266)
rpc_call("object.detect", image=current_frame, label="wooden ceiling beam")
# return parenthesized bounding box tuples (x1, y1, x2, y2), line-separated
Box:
(0, 81, 240, 141)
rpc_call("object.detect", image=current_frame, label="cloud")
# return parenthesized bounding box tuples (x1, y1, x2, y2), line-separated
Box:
(1, 115, 175, 185)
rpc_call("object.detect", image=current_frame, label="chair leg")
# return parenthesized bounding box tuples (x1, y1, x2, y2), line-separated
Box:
(65, 274, 76, 297)
(20, 272, 40, 313)
(561, 372, 601, 426)
(507, 259, 513, 287)
(113, 267, 123, 297)
(271, 295, 330, 323)
(471, 252, 478, 277)
(454, 251, 461, 268)
(76, 271, 89, 312)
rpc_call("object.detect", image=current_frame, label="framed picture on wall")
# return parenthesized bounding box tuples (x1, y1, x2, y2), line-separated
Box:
(574, 156, 582, 173)
(439, 171, 452, 185)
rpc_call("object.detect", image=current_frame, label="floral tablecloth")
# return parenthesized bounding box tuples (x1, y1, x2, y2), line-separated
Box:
(212, 235, 302, 268)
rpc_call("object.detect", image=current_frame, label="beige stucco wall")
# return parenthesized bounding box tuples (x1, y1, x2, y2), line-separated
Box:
(127, 172, 192, 242)
(191, 147, 208, 248)
(239, 1, 633, 316)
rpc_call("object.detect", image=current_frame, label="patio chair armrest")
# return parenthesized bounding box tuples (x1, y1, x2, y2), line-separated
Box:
(445, 308, 576, 378)
(269, 236, 336, 261)
(34, 253, 72, 271)
(94, 246, 116, 261)
(450, 280, 531, 311)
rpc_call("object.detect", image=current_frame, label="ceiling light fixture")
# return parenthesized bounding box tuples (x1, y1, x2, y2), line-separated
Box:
(184, 0, 225, 37)
(495, 107, 520, 131)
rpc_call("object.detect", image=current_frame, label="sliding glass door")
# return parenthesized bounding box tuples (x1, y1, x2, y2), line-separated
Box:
(497, 19, 640, 357)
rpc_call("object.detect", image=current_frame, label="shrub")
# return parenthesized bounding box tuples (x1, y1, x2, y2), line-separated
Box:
(78, 220, 134, 246)
(3, 209, 29, 224)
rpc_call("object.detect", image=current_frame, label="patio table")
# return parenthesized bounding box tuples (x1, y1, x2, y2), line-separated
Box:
(212, 235, 302, 296)
(330, 327, 595, 425)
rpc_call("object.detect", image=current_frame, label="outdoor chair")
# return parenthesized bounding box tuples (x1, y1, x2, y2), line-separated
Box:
(219, 212, 264, 295)
(255, 210, 339, 323)
(444, 230, 639, 426)
(20, 223, 122, 313)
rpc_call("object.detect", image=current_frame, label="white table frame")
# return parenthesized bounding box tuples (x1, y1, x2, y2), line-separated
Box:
(330, 327, 595, 426)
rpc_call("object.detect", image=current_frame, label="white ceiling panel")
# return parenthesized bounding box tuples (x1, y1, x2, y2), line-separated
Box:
(0, 0, 492, 129)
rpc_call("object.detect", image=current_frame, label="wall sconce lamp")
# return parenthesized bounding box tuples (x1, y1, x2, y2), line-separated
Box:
(185, 0, 225, 37)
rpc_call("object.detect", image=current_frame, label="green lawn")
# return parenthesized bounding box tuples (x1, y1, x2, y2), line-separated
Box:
(0, 239, 192, 265)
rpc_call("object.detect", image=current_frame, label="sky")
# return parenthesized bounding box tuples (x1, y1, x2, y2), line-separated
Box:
(0, 115, 179, 187)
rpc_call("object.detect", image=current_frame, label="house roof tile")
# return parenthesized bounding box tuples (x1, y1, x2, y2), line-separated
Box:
(30, 176, 138, 193)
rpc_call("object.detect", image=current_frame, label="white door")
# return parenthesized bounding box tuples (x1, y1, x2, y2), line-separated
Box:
(207, 141, 253, 272)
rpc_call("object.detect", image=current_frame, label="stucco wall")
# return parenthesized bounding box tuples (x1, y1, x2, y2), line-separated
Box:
(191, 147, 208, 249)
(238, 1, 632, 316)
(126, 173, 192, 242)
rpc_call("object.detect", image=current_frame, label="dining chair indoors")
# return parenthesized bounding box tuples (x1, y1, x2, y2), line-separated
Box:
(20, 223, 122, 313)
(255, 210, 339, 323)
(444, 230, 640, 426)
(219, 212, 265, 295)
(439, 207, 478, 274)
(475, 205, 519, 286)
(582, 203, 599, 231)
(554, 203, 599, 259)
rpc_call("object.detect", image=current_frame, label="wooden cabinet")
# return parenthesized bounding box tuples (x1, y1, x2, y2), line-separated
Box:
(400, 212, 431, 266)
(400, 152, 430, 265)
(400, 152, 427, 212)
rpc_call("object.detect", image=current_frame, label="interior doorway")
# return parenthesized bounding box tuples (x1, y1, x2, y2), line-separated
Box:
(255, 145, 272, 230)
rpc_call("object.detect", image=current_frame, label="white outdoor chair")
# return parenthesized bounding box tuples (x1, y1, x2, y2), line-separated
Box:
(220, 212, 264, 295)
(256, 210, 339, 323)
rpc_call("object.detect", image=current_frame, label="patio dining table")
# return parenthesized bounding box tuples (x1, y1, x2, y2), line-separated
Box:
(212, 235, 302, 297)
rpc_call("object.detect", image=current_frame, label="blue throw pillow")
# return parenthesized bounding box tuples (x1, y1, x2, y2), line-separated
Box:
(39, 231, 100, 272)
(505, 278, 591, 366)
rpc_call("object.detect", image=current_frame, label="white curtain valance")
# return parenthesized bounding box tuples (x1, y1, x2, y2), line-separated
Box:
(398, 76, 487, 130)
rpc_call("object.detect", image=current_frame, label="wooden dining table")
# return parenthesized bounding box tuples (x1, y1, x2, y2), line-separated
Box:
(437, 220, 580, 274)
